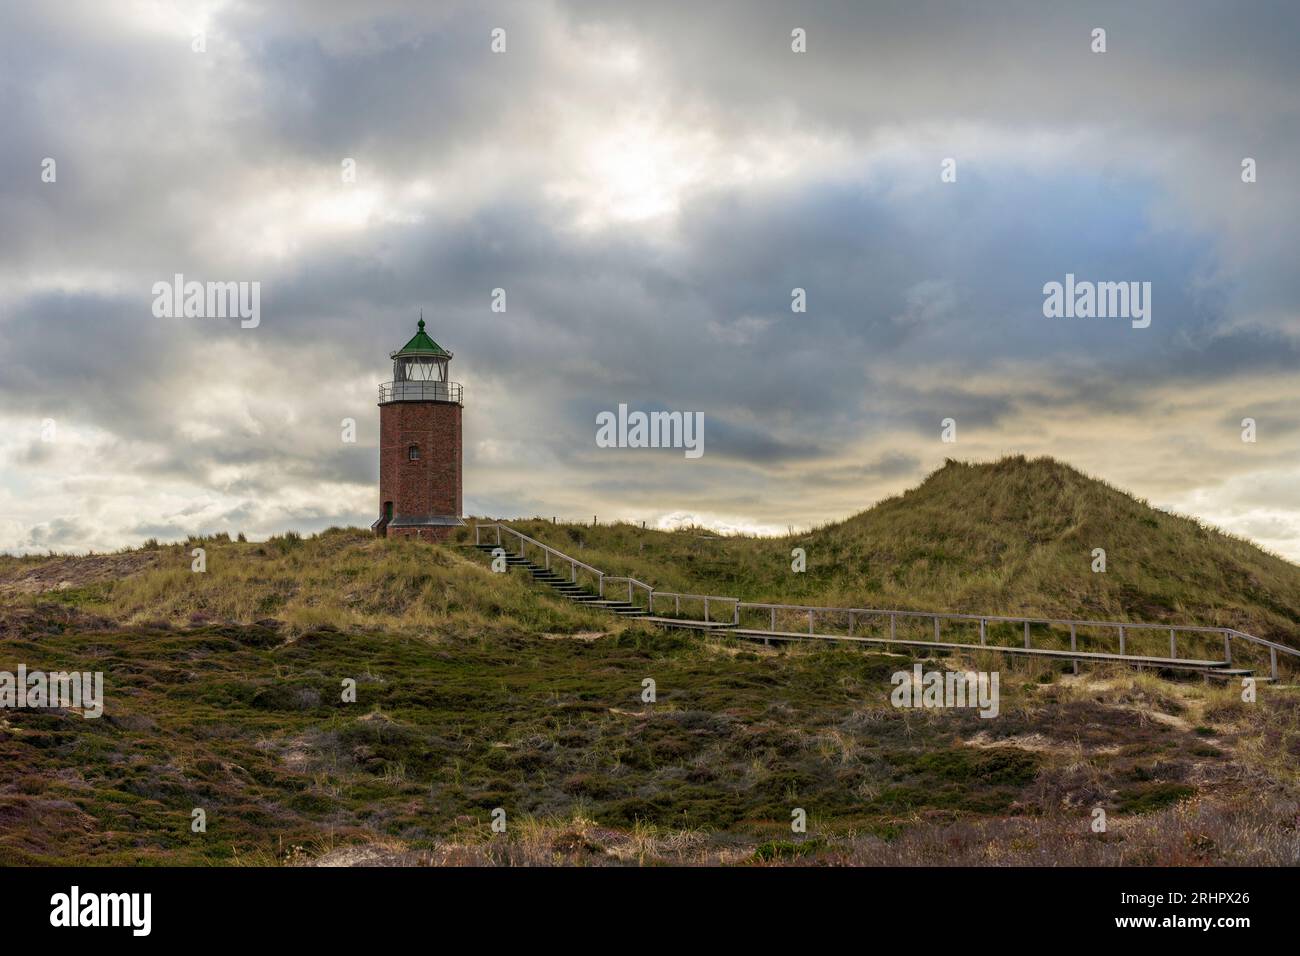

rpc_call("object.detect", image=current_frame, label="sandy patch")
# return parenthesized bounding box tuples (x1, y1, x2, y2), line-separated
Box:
(0, 551, 159, 595)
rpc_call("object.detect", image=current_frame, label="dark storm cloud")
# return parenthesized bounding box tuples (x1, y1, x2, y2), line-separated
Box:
(801, 453, 922, 490)
(559, 0, 1300, 122)
(28, 517, 94, 548)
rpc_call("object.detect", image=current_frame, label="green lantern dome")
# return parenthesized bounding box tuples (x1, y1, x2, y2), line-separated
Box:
(379, 313, 462, 406)
(392, 317, 451, 359)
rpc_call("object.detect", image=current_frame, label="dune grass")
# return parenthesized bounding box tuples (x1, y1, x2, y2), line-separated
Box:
(3, 527, 614, 636)
(475, 456, 1300, 645)
(7, 456, 1298, 645)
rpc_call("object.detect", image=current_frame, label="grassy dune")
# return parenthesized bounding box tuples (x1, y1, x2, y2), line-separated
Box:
(7, 457, 1297, 643)
(491, 456, 1300, 644)
(0, 529, 612, 636)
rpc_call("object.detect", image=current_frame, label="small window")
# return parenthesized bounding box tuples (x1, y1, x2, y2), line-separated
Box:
(408, 444, 420, 461)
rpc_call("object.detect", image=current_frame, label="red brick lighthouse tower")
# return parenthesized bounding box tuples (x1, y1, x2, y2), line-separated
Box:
(372, 316, 464, 541)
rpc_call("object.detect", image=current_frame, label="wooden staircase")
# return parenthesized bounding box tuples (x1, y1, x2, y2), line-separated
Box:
(472, 544, 648, 618)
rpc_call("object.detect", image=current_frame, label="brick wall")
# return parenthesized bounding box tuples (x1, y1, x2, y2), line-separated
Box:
(378, 400, 462, 535)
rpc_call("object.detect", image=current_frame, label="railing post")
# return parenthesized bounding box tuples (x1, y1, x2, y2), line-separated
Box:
(495, 526, 501, 546)
(1119, 626, 1126, 656)
(1169, 629, 1176, 660)
(934, 617, 940, 642)
(808, 609, 815, 635)
(1223, 632, 1232, 665)
(770, 608, 776, 631)
(1070, 624, 1078, 675)
(571, 559, 576, 583)
(628, 580, 633, 603)
(890, 614, 896, 643)
(1270, 646, 1278, 681)
(733, 602, 739, 625)
(704, 597, 710, 622)
(979, 618, 986, 646)
(848, 611, 855, 636)
(1023, 621, 1030, 649)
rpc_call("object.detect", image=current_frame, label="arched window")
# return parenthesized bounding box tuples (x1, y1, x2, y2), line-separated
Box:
(408, 444, 420, 461)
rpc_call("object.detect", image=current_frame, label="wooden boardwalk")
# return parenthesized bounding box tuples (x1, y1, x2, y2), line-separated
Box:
(642, 617, 1247, 676)
(471, 523, 1298, 681)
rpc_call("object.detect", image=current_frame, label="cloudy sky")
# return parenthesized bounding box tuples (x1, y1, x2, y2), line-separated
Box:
(2, 0, 1299, 558)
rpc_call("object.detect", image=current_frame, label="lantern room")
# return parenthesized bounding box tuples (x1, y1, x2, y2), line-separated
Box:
(379, 317, 463, 404)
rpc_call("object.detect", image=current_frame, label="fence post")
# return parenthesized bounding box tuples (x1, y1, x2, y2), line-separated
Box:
(771, 608, 776, 631)
(890, 614, 896, 643)
(1270, 646, 1278, 681)
(980, 619, 986, 646)
(571, 559, 576, 583)
(733, 602, 739, 625)
(808, 609, 814, 635)
(675, 595, 680, 615)
(849, 611, 855, 636)
(1223, 632, 1232, 665)
(704, 597, 710, 622)
(628, 580, 633, 603)
(495, 526, 501, 546)
(934, 617, 940, 642)
(1024, 621, 1030, 649)
(1070, 624, 1078, 675)
(1169, 629, 1176, 660)
(1119, 626, 1126, 656)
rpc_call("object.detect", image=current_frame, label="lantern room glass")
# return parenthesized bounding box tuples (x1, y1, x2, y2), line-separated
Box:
(394, 355, 448, 383)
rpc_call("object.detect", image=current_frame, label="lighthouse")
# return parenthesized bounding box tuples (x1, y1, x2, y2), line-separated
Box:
(372, 316, 464, 541)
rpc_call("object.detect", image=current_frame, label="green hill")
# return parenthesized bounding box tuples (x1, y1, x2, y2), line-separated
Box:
(496, 456, 1300, 645)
